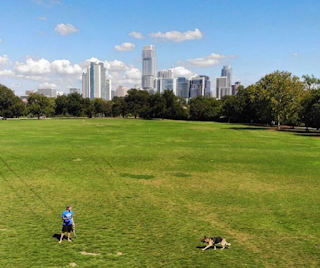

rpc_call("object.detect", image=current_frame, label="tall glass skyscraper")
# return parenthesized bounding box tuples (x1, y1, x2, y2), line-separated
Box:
(142, 45, 156, 93)
(221, 65, 232, 88)
(82, 62, 108, 100)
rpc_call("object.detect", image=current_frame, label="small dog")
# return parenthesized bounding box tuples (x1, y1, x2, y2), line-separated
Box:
(201, 236, 231, 250)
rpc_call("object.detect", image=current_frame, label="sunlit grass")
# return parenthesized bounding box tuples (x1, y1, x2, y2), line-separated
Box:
(0, 119, 319, 267)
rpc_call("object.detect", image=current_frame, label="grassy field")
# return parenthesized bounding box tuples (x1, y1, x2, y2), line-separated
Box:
(0, 118, 319, 268)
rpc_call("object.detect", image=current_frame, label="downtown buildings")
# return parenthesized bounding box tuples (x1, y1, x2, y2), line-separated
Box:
(82, 62, 111, 100)
(81, 45, 238, 101)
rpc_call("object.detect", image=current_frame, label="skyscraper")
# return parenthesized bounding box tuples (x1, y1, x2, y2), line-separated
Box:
(142, 45, 156, 93)
(189, 76, 211, 99)
(82, 62, 108, 100)
(221, 65, 232, 88)
(216, 65, 232, 99)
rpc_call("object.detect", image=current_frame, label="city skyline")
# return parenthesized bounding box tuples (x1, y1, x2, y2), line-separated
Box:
(0, 0, 319, 96)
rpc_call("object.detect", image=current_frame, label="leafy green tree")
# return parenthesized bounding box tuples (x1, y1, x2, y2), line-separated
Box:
(67, 92, 83, 117)
(112, 97, 127, 118)
(125, 89, 150, 118)
(0, 84, 25, 118)
(55, 95, 69, 116)
(147, 93, 166, 119)
(27, 93, 52, 119)
(92, 98, 110, 117)
(302, 74, 320, 90)
(311, 102, 320, 130)
(221, 95, 243, 123)
(10, 96, 26, 118)
(162, 90, 187, 119)
(256, 71, 303, 130)
(82, 98, 94, 118)
(189, 95, 221, 121)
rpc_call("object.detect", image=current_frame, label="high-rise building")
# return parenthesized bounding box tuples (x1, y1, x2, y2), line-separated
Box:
(142, 45, 156, 93)
(69, 88, 80, 94)
(221, 65, 232, 88)
(38, 88, 57, 97)
(216, 65, 233, 99)
(116, 86, 129, 97)
(176, 77, 189, 99)
(158, 69, 174, 79)
(105, 79, 112, 101)
(157, 78, 177, 94)
(82, 62, 107, 100)
(189, 76, 211, 99)
(231, 81, 242, 95)
(216, 77, 230, 99)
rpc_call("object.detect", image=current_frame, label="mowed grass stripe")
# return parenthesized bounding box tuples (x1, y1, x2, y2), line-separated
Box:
(0, 119, 319, 268)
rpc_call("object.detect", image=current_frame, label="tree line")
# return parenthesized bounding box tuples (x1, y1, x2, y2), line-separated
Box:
(1, 71, 319, 130)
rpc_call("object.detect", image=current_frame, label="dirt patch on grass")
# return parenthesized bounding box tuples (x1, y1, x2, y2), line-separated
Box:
(80, 251, 100, 256)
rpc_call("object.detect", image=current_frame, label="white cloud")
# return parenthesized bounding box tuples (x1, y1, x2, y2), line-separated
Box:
(108, 60, 127, 71)
(125, 67, 141, 80)
(0, 54, 10, 66)
(129, 31, 144, 39)
(39, 82, 57, 89)
(187, 53, 235, 67)
(0, 70, 15, 76)
(55, 23, 79, 36)
(292, 53, 299, 56)
(0, 38, 2, 43)
(173, 66, 197, 78)
(38, 16, 48, 21)
(15, 58, 51, 74)
(51, 59, 82, 75)
(149, 28, 203, 42)
(114, 42, 135, 51)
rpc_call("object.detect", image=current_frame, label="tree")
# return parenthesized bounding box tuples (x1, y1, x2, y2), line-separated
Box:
(0, 84, 25, 118)
(256, 71, 304, 130)
(27, 93, 52, 119)
(302, 74, 320, 90)
(112, 97, 127, 118)
(221, 95, 243, 123)
(92, 98, 110, 117)
(162, 90, 187, 120)
(67, 92, 84, 117)
(125, 89, 150, 118)
(189, 95, 221, 121)
(55, 95, 69, 116)
(82, 98, 94, 118)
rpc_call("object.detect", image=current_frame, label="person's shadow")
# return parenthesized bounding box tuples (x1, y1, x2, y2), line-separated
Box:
(52, 234, 62, 241)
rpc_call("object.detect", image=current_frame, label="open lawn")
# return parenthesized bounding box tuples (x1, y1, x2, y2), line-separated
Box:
(0, 119, 319, 268)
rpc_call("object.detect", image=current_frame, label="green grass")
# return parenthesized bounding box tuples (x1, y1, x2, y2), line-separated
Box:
(0, 118, 319, 268)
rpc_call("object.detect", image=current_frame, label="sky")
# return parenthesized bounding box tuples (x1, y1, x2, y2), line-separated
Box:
(0, 0, 319, 96)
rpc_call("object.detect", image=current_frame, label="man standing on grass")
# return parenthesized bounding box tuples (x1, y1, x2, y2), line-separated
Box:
(59, 205, 74, 243)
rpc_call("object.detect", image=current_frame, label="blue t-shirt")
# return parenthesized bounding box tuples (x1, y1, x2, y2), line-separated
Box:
(62, 210, 74, 225)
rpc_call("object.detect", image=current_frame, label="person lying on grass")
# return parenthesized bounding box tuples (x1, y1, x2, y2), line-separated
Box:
(59, 205, 75, 243)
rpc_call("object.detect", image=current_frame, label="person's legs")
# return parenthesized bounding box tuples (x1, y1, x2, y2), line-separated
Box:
(59, 232, 64, 243)
(67, 231, 72, 242)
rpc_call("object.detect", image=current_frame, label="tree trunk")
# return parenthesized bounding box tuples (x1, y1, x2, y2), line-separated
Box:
(277, 115, 281, 130)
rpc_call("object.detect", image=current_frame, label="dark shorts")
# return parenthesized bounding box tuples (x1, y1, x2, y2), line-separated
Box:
(62, 224, 73, 233)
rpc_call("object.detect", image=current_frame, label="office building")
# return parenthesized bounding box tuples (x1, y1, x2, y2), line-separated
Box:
(38, 88, 57, 97)
(82, 62, 107, 100)
(232, 81, 242, 95)
(116, 86, 129, 97)
(221, 65, 232, 88)
(216, 77, 230, 99)
(176, 77, 189, 99)
(69, 88, 80, 94)
(189, 75, 211, 99)
(157, 78, 177, 94)
(142, 45, 156, 93)
(105, 79, 112, 101)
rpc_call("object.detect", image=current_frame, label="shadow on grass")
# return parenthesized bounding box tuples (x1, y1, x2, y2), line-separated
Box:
(52, 234, 61, 241)
(173, 173, 192, 178)
(196, 246, 229, 250)
(120, 173, 155, 180)
(294, 133, 320, 137)
(227, 127, 269, 131)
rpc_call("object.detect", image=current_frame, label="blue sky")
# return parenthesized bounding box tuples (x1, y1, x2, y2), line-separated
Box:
(0, 0, 319, 96)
